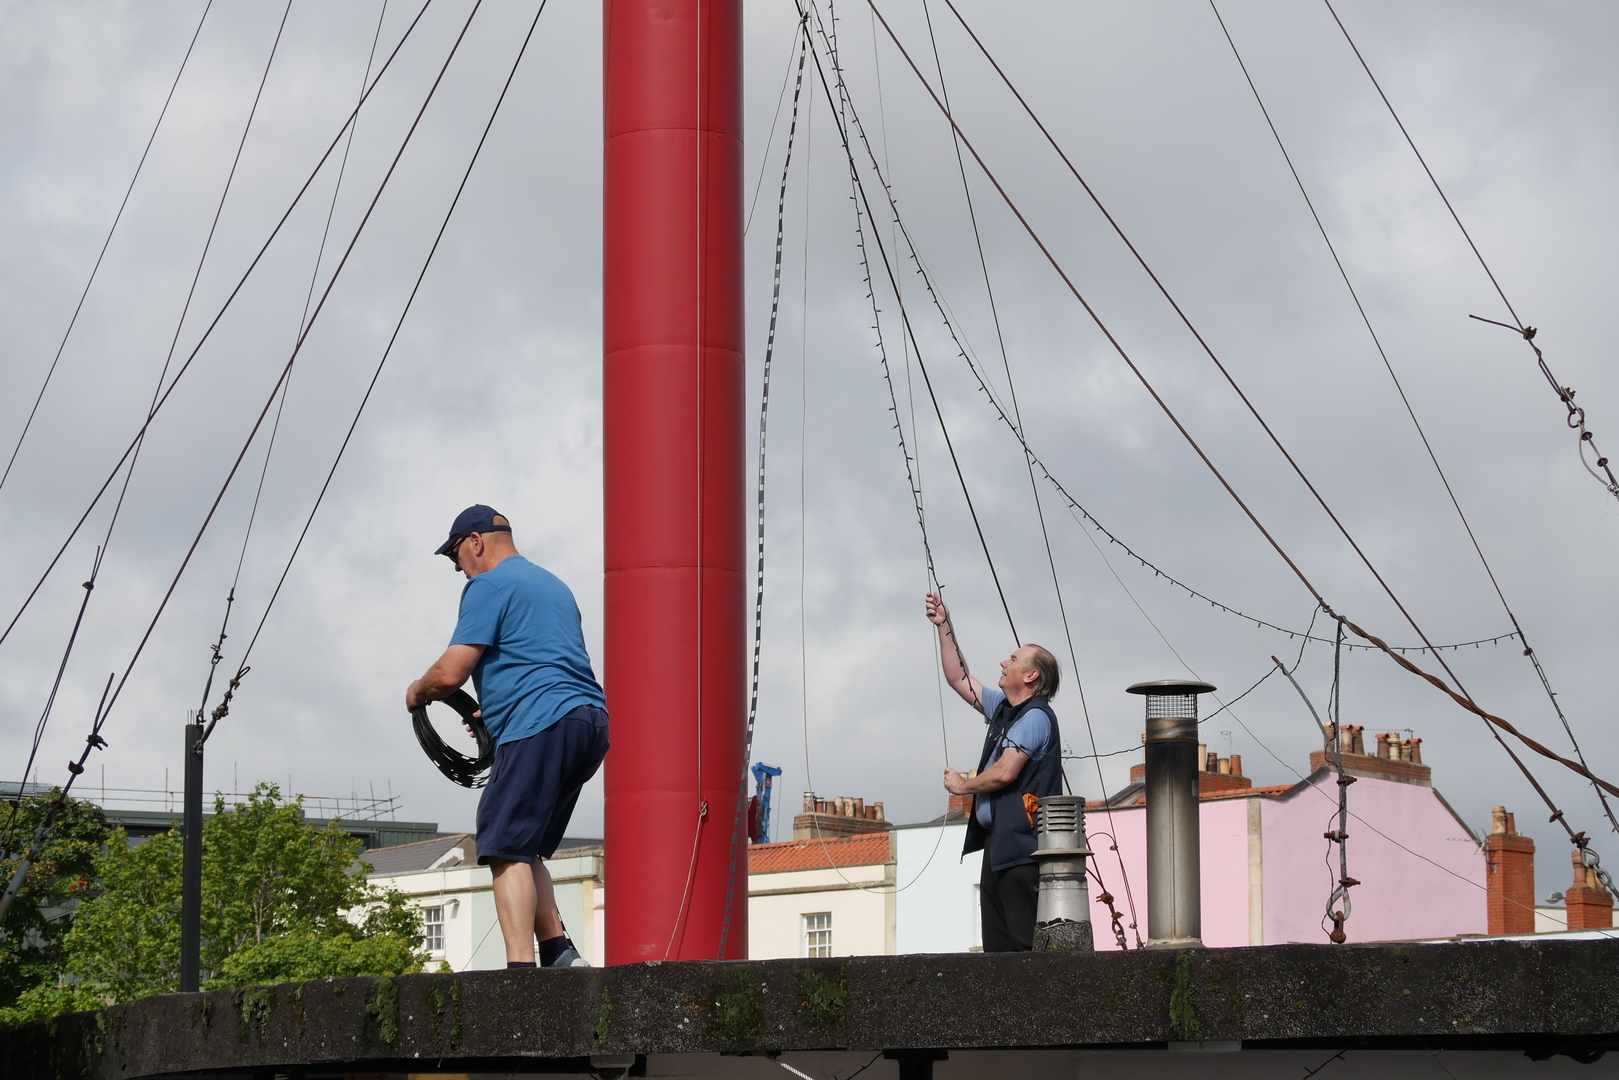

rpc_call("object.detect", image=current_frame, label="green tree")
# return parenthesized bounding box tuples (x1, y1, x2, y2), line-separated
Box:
(0, 790, 109, 1012)
(0, 784, 423, 1026)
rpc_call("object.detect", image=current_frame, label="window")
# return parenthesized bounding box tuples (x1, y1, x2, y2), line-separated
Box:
(423, 905, 444, 953)
(803, 912, 832, 958)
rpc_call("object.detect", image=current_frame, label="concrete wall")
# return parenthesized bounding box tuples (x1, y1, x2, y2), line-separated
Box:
(893, 821, 979, 954)
(748, 862, 893, 959)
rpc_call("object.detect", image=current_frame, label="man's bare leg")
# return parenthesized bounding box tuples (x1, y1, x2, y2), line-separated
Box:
(530, 858, 563, 942)
(490, 858, 565, 964)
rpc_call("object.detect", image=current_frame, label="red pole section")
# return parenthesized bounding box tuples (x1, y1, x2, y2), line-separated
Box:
(603, 0, 746, 962)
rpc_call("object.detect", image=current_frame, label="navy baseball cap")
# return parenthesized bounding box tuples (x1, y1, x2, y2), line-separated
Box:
(434, 504, 512, 556)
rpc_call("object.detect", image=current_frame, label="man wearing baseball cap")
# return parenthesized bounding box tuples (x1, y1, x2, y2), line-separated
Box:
(406, 505, 608, 968)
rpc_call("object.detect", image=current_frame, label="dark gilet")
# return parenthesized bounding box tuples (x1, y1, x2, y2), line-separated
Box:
(962, 692, 1063, 872)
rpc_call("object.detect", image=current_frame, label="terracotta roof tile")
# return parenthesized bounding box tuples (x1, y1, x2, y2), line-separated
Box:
(747, 832, 892, 873)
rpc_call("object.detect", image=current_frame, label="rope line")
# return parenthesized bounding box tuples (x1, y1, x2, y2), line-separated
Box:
(197, 0, 391, 743)
(203, 0, 548, 744)
(0, 0, 438, 656)
(866, 0, 1618, 834)
(89, 0, 486, 741)
(1228, 682, 1615, 940)
(807, 0, 1022, 656)
(1209, 0, 1618, 841)
(913, 0, 1138, 936)
(4, 0, 292, 854)
(1319, 0, 1619, 503)
(0, 1, 214, 497)
(718, 13, 808, 959)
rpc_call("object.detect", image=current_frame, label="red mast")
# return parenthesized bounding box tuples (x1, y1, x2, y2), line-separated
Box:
(602, 0, 746, 961)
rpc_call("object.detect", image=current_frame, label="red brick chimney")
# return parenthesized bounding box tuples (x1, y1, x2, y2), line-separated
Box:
(1565, 849, 1615, 931)
(1484, 806, 1534, 936)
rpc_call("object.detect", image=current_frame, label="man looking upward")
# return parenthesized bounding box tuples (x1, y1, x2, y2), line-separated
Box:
(407, 505, 608, 968)
(924, 592, 1063, 952)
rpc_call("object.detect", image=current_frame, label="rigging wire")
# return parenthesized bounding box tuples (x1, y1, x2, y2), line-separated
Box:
(919, 0, 1136, 932)
(87, 0, 487, 742)
(864, 0, 1619, 836)
(787, 0, 951, 898)
(0, 1, 214, 497)
(2, 0, 292, 852)
(718, 13, 809, 960)
(1230, 674, 1614, 940)
(0, 673, 113, 923)
(0, 0, 438, 656)
(201, 0, 548, 744)
(744, 23, 811, 235)
(1206, 0, 1618, 842)
(196, 0, 391, 737)
(0, 548, 103, 854)
(804, 0, 1020, 655)
(1318, 0, 1619, 503)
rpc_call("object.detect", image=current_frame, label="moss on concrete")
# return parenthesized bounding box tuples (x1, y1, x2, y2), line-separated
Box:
(794, 967, 847, 1036)
(595, 987, 613, 1046)
(365, 978, 400, 1046)
(1167, 953, 1201, 1042)
(707, 965, 763, 1048)
(235, 987, 274, 1042)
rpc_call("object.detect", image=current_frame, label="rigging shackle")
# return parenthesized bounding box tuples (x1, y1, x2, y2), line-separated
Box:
(411, 689, 493, 789)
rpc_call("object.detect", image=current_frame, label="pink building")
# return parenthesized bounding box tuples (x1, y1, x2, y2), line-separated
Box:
(1085, 736, 1489, 947)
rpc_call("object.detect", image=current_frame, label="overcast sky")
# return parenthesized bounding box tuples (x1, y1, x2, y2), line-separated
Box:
(3, 0, 1617, 906)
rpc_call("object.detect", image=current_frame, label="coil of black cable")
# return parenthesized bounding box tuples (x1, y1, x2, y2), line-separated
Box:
(411, 689, 493, 788)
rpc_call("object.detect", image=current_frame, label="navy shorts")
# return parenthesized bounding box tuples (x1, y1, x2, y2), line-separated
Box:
(476, 704, 609, 864)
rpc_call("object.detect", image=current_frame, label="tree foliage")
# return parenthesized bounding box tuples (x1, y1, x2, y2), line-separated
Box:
(0, 784, 423, 1027)
(0, 790, 109, 1012)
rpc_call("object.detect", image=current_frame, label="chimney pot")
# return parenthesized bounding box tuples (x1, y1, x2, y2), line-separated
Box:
(1349, 726, 1364, 755)
(1484, 805, 1535, 934)
(1376, 733, 1391, 759)
(1198, 744, 1208, 772)
(1229, 754, 1242, 777)
(853, 798, 865, 818)
(1217, 757, 1231, 775)
(804, 791, 816, 812)
(1407, 737, 1423, 765)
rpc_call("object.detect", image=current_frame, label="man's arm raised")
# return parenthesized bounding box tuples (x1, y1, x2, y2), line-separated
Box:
(925, 592, 984, 709)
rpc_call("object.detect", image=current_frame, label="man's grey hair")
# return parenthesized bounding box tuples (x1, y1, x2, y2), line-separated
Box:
(1027, 645, 1060, 700)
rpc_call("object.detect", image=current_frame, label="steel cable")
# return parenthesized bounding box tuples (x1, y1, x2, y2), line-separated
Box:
(0, 1, 213, 497)
(2, 0, 292, 853)
(0, 0, 437, 656)
(195, 0, 391, 740)
(1319, 0, 1619, 503)
(201, 0, 549, 743)
(866, 0, 1619, 835)
(88, 0, 486, 741)
(1208, 0, 1619, 841)
(718, 14, 809, 959)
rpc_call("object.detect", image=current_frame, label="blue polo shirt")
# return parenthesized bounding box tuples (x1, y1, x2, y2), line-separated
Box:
(450, 555, 605, 744)
(973, 685, 1052, 828)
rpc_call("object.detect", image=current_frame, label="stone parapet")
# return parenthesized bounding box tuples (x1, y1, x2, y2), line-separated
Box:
(5, 940, 1619, 1076)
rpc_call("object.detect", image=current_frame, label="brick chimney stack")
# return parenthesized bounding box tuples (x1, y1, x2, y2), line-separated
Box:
(1484, 806, 1535, 936)
(794, 790, 889, 841)
(1564, 848, 1615, 931)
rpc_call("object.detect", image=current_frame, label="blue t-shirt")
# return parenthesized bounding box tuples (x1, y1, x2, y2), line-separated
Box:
(450, 555, 605, 744)
(973, 685, 1052, 828)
